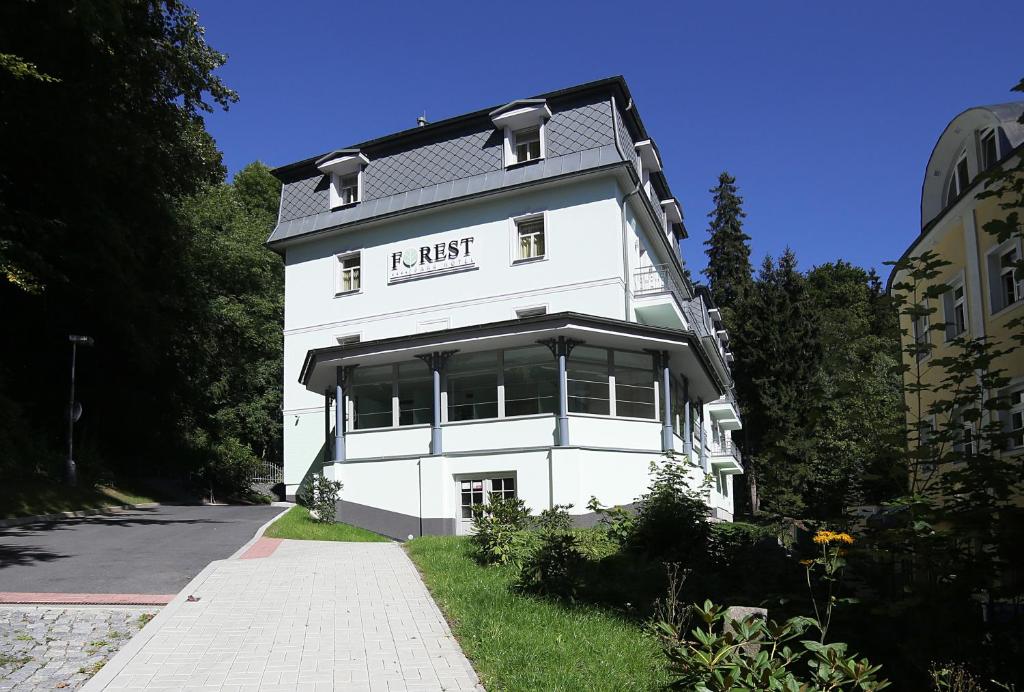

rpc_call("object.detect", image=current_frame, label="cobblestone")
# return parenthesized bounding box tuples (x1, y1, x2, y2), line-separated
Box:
(0, 606, 156, 691)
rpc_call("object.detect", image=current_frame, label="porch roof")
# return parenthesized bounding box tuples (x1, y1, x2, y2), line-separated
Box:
(299, 312, 726, 400)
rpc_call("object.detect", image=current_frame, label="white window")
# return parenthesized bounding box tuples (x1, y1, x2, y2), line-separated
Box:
(912, 302, 930, 362)
(980, 129, 999, 170)
(513, 127, 541, 163)
(952, 411, 976, 460)
(999, 247, 1022, 309)
(338, 174, 359, 205)
(1008, 388, 1024, 450)
(944, 281, 967, 340)
(945, 151, 970, 206)
(457, 475, 516, 534)
(515, 306, 547, 319)
(336, 252, 361, 294)
(335, 334, 361, 345)
(515, 217, 545, 262)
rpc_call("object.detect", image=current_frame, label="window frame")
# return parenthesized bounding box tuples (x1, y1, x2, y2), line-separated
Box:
(945, 150, 970, 206)
(330, 169, 363, 209)
(455, 473, 518, 535)
(512, 126, 542, 164)
(979, 128, 1000, 171)
(987, 239, 1024, 317)
(334, 251, 362, 296)
(1007, 386, 1024, 451)
(943, 276, 968, 341)
(912, 298, 931, 362)
(511, 212, 547, 264)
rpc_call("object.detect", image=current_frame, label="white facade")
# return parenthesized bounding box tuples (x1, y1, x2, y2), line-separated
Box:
(271, 79, 742, 538)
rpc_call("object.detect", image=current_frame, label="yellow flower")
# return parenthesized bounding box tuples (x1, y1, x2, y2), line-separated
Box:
(812, 530, 855, 546)
(799, 559, 814, 566)
(834, 532, 854, 545)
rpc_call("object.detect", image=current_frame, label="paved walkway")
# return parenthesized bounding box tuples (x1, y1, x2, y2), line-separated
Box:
(83, 540, 482, 691)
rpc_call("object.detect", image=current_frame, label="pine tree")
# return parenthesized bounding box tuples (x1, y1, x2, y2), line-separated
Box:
(703, 172, 753, 320)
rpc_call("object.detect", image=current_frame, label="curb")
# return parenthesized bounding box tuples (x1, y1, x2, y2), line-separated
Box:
(80, 559, 223, 692)
(227, 503, 292, 559)
(0, 502, 161, 529)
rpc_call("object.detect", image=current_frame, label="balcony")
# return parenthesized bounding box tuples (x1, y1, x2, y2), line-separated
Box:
(707, 398, 742, 431)
(708, 439, 743, 475)
(632, 263, 688, 329)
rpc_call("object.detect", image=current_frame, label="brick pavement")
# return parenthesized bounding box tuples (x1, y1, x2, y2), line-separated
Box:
(82, 541, 482, 691)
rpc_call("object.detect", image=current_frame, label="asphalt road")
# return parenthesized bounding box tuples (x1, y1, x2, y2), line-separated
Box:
(0, 504, 285, 594)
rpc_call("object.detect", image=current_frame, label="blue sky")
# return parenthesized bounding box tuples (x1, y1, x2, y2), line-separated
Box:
(193, 0, 1021, 278)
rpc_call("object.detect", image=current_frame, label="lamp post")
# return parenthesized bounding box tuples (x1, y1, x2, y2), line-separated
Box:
(66, 334, 94, 486)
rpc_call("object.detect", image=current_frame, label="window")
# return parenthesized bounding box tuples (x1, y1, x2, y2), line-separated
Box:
(338, 174, 359, 205)
(515, 306, 547, 319)
(999, 248, 1022, 309)
(945, 151, 970, 205)
(1007, 389, 1024, 450)
(457, 475, 516, 534)
(397, 361, 432, 426)
(513, 127, 541, 163)
(567, 346, 610, 415)
(447, 351, 498, 422)
(943, 282, 967, 340)
(336, 253, 361, 294)
(952, 410, 976, 460)
(351, 364, 393, 430)
(980, 129, 999, 171)
(503, 345, 557, 417)
(912, 303, 930, 362)
(515, 217, 545, 262)
(613, 350, 655, 419)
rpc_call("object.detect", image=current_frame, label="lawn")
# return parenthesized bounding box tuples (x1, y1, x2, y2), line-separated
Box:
(0, 480, 155, 519)
(263, 506, 391, 542)
(405, 536, 670, 691)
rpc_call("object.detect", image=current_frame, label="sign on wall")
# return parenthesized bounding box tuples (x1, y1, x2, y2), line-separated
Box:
(388, 237, 476, 283)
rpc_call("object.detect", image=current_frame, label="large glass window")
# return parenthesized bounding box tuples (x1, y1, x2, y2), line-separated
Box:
(514, 127, 541, 162)
(447, 351, 499, 422)
(336, 252, 361, 294)
(614, 350, 655, 419)
(397, 361, 432, 426)
(503, 345, 557, 417)
(567, 345, 610, 415)
(516, 217, 545, 261)
(351, 364, 392, 430)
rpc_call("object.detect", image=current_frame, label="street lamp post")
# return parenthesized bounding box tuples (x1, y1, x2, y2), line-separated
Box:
(66, 334, 94, 487)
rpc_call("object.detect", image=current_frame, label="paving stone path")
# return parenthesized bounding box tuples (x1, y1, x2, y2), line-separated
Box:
(85, 540, 482, 691)
(0, 606, 157, 691)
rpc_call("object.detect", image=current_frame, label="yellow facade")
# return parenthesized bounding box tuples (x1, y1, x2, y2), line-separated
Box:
(890, 103, 1024, 489)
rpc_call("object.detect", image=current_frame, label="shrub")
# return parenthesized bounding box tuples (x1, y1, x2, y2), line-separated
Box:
(586, 496, 635, 545)
(302, 474, 342, 523)
(655, 600, 890, 691)
(533, 503, 574, 533)
(470, 496, 531, 565)
(628, 460, 710, 562)
(517, 529, 587, 600)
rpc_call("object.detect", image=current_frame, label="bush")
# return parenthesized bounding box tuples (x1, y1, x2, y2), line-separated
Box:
(517, 530, 588, 600)
(471, 496, 531, 565)
(301, 474, 342, 523)
(627, 460, 710, 562)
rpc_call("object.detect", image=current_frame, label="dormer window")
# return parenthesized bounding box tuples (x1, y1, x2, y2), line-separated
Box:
(490, 99, 551, 167)
(634, 140, 662, 199)
(945, 151, 970, 206)
(980, 128, 999, 171)
(514, 127, 541, 163)
(316, 149, 369, 210)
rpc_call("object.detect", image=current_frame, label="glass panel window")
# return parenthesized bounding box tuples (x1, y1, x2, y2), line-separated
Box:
(514, 127, 541, 162)
(516, 217, 545, 261)
(956, 156, 970, 194)
(337, 253, 361, 293)
(397, 361, 432, 426)
(912, 305, 929, 362)
(567, 346, 610, 415)
(981, 129, 998, 170)
(351, 364, 393, 430)
(339, 174, 359, 204)
(460, 479, 485, 519)
(953, 284, 966, 335)
(613, 350, 655, 419)
(490, 476, 516, 502)
(1000, 248, 1021, 308)
(447, 351, 498, 422)
(503, 345, 556, 417)
(1009, 389, 1024, 450)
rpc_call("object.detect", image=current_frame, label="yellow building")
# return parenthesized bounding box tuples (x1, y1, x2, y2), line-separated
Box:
(889, 102, 1024, 476)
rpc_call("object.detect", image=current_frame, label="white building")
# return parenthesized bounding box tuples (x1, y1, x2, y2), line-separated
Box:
(268, 77, 742, 538)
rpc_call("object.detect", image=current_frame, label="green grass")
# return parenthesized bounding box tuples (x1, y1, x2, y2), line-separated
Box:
(263, 506, 391, 542)
(406, 536, 671, 691)
(0, 480, 155, 519)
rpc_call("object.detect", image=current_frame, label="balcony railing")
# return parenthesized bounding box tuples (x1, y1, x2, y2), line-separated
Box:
(708, 439, 742, 466)
(633, 263, 687, 307)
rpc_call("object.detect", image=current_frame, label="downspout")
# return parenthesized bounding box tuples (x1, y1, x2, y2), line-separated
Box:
(613, 95, 636, 322)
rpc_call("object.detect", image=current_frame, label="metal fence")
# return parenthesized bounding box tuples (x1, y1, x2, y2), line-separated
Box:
(249, 460, 283, 485)
(708, 439, 742, 466)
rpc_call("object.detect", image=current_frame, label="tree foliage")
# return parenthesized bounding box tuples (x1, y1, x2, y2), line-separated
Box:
(702, 171, 753, 321)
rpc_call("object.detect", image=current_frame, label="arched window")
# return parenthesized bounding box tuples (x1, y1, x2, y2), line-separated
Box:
(946, 150, 970, 206)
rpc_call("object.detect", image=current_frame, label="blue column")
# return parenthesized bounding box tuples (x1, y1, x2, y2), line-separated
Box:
(333, 367, 355, 463)
(659, 351, 673, 452)
(539, 337, 583, 447)
(416, 351, 457, 456)
(682, 377, 692, 456)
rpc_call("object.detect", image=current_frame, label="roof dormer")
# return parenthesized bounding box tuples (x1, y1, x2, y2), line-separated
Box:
(490, 99, 552, 167)
(317, 149, 369, 209)
(634, 139, 663, 173)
